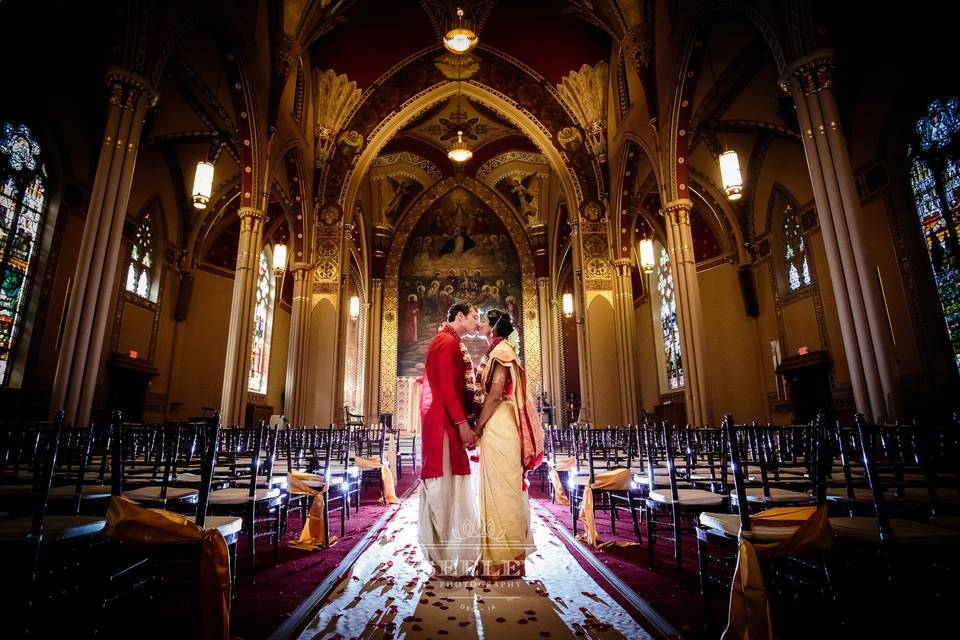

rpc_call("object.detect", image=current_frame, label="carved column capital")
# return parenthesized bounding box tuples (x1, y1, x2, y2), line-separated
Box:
(612, 258, 634, 276)
(661, 199, 693, 226)
(238, 206, 266, 222)
(105, 67, 158, 109)
(290, 262, 312, 279)
(272, 32, 301, 82)
(781, 50, 837, 96)
(623, 22, 653, 70)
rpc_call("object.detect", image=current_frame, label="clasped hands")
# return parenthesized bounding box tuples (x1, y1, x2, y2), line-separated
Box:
(457, 418, 481, 448)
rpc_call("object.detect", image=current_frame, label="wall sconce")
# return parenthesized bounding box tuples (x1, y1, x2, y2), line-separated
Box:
(639, 237, 655, 274)
(192, 161, 215, 209)
(719, 149, 743, 201)
(562, 292, 574, 318)
(272, 243, 287, 278)
(349, 295, 360, 320)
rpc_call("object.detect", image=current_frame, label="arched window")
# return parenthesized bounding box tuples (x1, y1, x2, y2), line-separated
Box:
(125, 211, 155, 301)
(654, 244, 684, 390)
(0, 123, 46, 386)
(248, 250, 275, 393)
(783, 204, 812, 291)
(908, 97, 960, 370)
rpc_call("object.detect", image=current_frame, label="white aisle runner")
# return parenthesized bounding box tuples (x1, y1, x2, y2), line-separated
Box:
(296, 487, 653, 640)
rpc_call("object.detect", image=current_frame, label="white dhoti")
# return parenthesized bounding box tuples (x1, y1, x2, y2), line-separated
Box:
(418, 431, 480, 576)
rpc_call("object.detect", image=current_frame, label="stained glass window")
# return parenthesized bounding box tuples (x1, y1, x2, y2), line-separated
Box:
(248, 250, 275, 393)
(784, 204, 812, 291)
(0, 123, 46, 386)
(917, 98, 960, 151)
(657, 245, 684, 390)
(125, 212, 154, 300)
(908, 101, 960, 370)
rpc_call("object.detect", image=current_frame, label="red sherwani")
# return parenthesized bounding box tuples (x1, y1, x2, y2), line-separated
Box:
(421, 325, 473, 480)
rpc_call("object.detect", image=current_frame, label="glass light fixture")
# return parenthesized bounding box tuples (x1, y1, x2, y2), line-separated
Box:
(562, 292, 574, 318)
(447, 130, 473, 163)
(349, 295, 360, 320)
(639, 237, 655, 274)
(272, 243, 287, 277)
(443, 7, 478, 54)
(719, 149, 743, 201)
(192, 161, 215, 209)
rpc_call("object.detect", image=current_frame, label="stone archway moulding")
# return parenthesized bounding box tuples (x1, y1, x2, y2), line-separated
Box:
(378, 175, 541, 415)
(340, 69, 587, 228)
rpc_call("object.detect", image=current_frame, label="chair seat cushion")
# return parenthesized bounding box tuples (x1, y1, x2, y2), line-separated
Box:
(648, 488, 723, 507)
(928, 516, 960, 530)
(48, 484, 112, 499)
(730, 487, 814, 504)
(829, 517, 960, 545)
(698, 512, 798, 541)
(895, 487, 960, 503)
(0, 515, 106, 541)
(0, 484, 34, 496)
(207, 487, 281, 504)
(231, 476, 288, 489)
(826, 487, 876, 502)
(124, 486, 199, 502)
(184, 515, 243, 538)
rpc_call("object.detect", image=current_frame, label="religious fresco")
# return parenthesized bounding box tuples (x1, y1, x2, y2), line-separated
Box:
(396, 187, 522, 375)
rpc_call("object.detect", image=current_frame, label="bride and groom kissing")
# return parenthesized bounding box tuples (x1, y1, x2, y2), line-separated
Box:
(418, 302, 544, 579)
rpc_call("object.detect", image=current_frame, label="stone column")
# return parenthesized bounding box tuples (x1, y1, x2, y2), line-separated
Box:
(568, 214, 594, 423)
(51, 68, 157, 426)
(364, 278, 384, 419)
(284, 263, 312, 427)
(662, 199, 710, 426)
(612, 258, 642, 424)
(783, 51, 897, 421)
(219, 206, 266, 426)
(536, 276, 560, 416)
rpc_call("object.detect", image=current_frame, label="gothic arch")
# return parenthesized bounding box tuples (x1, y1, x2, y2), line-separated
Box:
(665, 5, 790, 203)
(378, 175, 540, 413)
(326, 45, 601, 226)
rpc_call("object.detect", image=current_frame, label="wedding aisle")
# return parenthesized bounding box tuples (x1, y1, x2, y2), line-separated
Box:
(293, 487, 655, 640)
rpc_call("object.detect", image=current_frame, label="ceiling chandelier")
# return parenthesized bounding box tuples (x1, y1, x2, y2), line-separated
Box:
(448, 130, 473, 162)
(443, 7, 478, 54)
(447, 39, 472, 163)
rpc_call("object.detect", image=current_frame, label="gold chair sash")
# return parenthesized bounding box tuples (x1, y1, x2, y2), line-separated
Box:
(722, 505, 832, 640)
(547, 457, 577, 506)
(287, 471, 337, 550)
(106, 496, 231, 640)
(575, 468, 639, 549)
(354, 455, 400, 504)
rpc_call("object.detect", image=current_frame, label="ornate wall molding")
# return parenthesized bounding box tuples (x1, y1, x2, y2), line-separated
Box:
(476, 151, 549, 182)
(370, 151, 443, 183)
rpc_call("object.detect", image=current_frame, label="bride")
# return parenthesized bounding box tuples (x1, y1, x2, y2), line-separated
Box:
(473, 309, 544, 577)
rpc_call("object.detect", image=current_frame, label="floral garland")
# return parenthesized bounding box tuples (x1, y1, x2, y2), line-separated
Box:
(474, 336, 504, 404)
(441, 324, 481, 419)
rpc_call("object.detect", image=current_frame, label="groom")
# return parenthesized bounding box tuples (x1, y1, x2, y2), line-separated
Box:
(418, 301, 481, 577)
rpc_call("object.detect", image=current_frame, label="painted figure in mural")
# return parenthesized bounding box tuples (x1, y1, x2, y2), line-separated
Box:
(384, 176, 418, 221)
(509, 174, 538, 220)
(418, 302, 482, 577)
(438, 203, 477, 258)
(402, 294, 420, 344)
(474, 308, 543, 577)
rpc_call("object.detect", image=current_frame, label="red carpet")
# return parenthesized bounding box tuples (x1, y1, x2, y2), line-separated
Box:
(231, 473, 418, 640)
(527, 480, 721, 639)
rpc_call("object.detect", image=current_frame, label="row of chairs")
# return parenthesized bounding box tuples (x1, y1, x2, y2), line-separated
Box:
(0, 411, 401, 636)
(544, 415, 960, 634)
